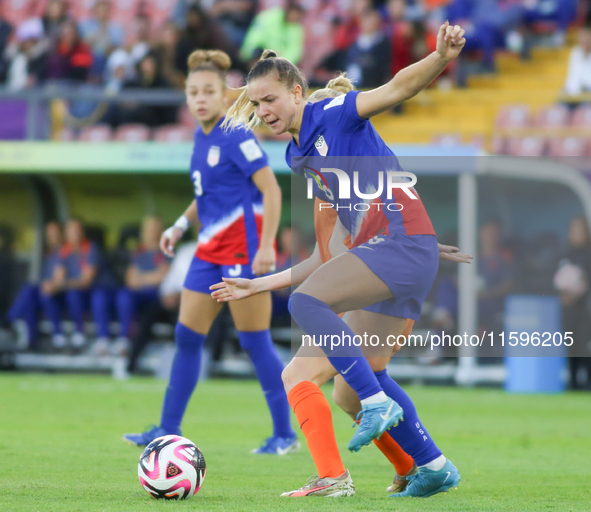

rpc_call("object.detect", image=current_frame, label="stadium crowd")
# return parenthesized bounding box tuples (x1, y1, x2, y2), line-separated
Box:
(0, 0, 580, 100)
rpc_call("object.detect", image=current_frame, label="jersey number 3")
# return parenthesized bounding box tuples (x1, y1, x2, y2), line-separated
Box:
(192, 170, 203, 196)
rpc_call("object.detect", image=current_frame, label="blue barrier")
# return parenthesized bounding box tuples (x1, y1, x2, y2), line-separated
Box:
(503, 295, 567, 393)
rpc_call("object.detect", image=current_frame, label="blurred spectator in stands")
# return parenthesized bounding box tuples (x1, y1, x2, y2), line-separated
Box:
(42, 0, 69, 40)
(316, 0, 370, 77)
(56, 218, 114, 355)
(46, 20, 93, 83)
(114, 217, 170, 357)
(210, 0, 256, 48)
(554, 216, 591, 390)
(126, 240, 197, 373)
(564, 25, 591, 96)
(153, 20, 185, 89)
(0, 2, 12, 83)
(346, 9, 390, 88)
(272, 225, 309, 326)
(385, 0, 414, 77)
(176, 5, 236, 74)
(129, 14, 152, 66)
(117, 52, 177, 127)
(477, 219, 514, 334)
(104, 47, 133, 93)
(4, 222, 66, 350)
(240, 2, 305, 66)
(171, 0, 196, 30)
(79, 0, 125, 79)
(6, 18, 48, 90)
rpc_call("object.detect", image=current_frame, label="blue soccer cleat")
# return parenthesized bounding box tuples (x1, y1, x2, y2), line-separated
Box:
(251, 434, 300, 455)
(123, 425, 180, 447)
(347, 397, 403, 452)
(390, 459, 461, 498)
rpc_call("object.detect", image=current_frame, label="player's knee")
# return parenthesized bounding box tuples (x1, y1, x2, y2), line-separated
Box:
(366, 356, 389, 372)
(175, 322, 205, 353)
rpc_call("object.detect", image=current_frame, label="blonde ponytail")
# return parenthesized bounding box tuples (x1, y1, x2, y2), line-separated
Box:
(309, 73, 355, 103)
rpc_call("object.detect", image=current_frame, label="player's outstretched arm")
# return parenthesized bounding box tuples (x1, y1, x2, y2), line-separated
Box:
(356, 21, 466, 119)
(210, 242, 324, 301)
(160, 200, 199, 257)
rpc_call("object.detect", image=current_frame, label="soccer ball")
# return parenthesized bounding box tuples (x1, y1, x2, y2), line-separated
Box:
(553, 263, 587, 298)
(138, 435, 206, 500)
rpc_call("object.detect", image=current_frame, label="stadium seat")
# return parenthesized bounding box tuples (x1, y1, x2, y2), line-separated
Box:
(506, 136, 547, 157)
(114, 123, 151, 142)
(431, 133, 463, 146)
(145, 0, 176, 29)
(78, 124, 113, 142)
(570, 105, 591, 128)
(152, 124, 194, 142)
(492, 136, 507, 155)
(547, 137, 588, 157)
(495, 104, 531, 129)
(69, 0, 95, 23)
(534, 104, 570, 128)
(178, 105, 198, 130)
(112, 0, 140, 26)
(59, 127, 77, 141)
(3, 0, 39, 25)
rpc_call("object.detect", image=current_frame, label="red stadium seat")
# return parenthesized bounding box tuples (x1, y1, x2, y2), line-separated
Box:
(570, 105, 591, 128)
(111, 0, 139, 26)
(114, 123, 150, 142)
(495, 104, 530, 129)
(152, 124, 194, 142)
(178, 105, 198, 130)
(431, 133, 463, 146)
(3, 0, 41, 25)
(506, 136, 547, 157)
(145, 0, 176, 29)
(79, 124, 113, 142)
(492, 136, 507, 155)
(59, 127, 77, 141)
(547, 137, 588, 157)
(534, 104, 570, 128)
(69, 0, 95, 23)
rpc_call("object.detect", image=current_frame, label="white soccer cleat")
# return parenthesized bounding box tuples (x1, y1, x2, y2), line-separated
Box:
(281, 470, 355, 497)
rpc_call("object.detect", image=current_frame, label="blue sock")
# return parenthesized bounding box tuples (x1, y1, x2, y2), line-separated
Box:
(160, 323, 206, 433)
(289, 292, 382, 400)
(239, 330, 294, 438)
(375, 369, 442, 466)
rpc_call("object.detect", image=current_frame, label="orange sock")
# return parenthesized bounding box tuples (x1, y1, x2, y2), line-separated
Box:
(288, 381, 345, 479)
(373, 432, 415, 476)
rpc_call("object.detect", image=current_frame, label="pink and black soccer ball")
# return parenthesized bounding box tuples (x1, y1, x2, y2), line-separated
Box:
(138, 435, 206, 500)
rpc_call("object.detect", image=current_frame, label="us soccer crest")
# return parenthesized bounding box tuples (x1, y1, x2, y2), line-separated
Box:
(207, 146, 220, 167)
(314, 135, 328, 156)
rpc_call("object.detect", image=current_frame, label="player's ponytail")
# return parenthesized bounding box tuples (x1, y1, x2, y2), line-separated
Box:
(309, 73, 355, 103)
(223, 49, 308, 131)
(187, 49, 231, 84)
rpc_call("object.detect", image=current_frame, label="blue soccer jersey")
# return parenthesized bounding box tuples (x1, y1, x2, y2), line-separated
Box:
(190, 118, 269, 265)
(286, 91, 435, 246)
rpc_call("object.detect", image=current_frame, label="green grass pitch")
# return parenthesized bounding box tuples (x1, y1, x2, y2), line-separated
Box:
(1, 373, 590, 511)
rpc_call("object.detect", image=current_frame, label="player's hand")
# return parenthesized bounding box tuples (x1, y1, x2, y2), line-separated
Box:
(210, 277, 257, 302)
(436, 21, 466, 62)
(438, 243, 472, 263)
(251, 245, 276, 276)
(160, 227, 184, 257)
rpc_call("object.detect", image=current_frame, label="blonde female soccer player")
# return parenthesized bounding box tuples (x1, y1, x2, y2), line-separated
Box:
(212, 21, 467, 497)
(124, 49, 298, 455)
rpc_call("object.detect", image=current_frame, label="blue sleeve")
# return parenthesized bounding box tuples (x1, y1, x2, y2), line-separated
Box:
(88, 243, 100, 267)
(319, 90, 365, 134)
(229, 129, 269, 178)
